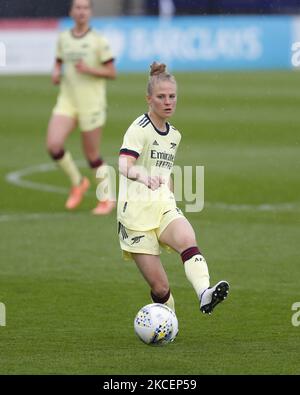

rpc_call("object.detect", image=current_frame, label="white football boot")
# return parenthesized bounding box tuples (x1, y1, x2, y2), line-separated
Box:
(200, 281, 229, 314)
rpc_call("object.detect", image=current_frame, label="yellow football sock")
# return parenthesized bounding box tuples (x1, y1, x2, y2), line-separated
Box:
(164, 293, 175, 312)
(184, 255, 210, 299)
(57, 151, 82, 187)
(151, 291, 175, 312)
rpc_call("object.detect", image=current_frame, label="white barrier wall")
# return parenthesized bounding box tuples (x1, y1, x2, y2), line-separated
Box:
(0, 31, 57, 74)
(0, 20, 58, 74)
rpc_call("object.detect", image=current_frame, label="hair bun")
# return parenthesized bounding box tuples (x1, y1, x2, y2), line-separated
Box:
(150, 62, 167, 76)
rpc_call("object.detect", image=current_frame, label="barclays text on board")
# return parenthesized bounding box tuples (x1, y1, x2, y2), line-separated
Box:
(61, 16, 293, 71)
(0, 16, 298, 74)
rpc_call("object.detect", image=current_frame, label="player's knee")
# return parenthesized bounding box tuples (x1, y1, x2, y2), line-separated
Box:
(46, 139, 64, 158)
(176, 234, 197, 253)
(88, 157, 104, 169)
(47, 144, 65, 161)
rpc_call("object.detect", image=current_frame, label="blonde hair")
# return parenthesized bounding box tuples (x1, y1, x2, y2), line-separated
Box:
(147, 62, 177, 95)
(70, 0, 93, 10)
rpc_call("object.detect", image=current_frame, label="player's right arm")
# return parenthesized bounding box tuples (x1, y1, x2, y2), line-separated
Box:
(119, 155, 164, 191)
(52, 59, 62, 85)
(52, 33, 63, 85)
(119, 121, 164, 191)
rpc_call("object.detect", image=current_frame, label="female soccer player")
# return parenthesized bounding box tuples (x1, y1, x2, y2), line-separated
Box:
(118, 62, 229, 313)
(46, 0, 116, 214)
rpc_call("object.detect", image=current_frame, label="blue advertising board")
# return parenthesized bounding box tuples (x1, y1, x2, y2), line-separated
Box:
(60, 16, 293, 71)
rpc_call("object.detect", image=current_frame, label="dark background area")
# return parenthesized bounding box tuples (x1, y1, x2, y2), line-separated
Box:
(0, 0, 300, 18)
(0, 0, 70, 17)
(146, 0, 300, 15)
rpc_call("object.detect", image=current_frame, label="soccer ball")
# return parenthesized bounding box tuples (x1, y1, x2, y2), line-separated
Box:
(134, 303, 178, 345)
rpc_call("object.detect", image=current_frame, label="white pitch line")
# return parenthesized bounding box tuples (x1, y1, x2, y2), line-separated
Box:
(204, 202, 299, 212)
(6, 162, 71, 195)
(4, 162, 299, 214)
(5, 159, 117, 196)
(0, 212, 83, 223)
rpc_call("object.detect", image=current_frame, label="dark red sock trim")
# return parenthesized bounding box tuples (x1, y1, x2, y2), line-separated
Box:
(49, 149, 65, 161)
(89, 157, 104, 169)
(181, 246, 201, 263)
(151, 289, 170, 304)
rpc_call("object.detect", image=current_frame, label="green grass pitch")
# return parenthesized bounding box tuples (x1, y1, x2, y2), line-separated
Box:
(0, 71, 299, 374)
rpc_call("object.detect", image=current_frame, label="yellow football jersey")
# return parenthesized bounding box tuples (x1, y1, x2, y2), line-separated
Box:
(55, 28, 114, 110)
(118, 113, 182, 231)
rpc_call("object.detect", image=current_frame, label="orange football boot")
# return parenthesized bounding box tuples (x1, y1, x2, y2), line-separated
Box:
(92, 200, 116, 215)
(65, 177, 90, 210)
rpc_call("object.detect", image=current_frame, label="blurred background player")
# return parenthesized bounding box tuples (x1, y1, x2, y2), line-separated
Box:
(46, 0, 116, 214)
(158, 0, 175, 19)
(118, 62, 229, 314)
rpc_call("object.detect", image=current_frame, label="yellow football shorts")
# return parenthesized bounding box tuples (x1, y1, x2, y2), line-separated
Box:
(53, 94, 107, 131)
(118, 207, 184, 261)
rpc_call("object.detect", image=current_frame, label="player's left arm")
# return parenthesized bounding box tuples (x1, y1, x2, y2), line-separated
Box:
(75, 59, 116, 79)
(168, 175, 174, 192)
